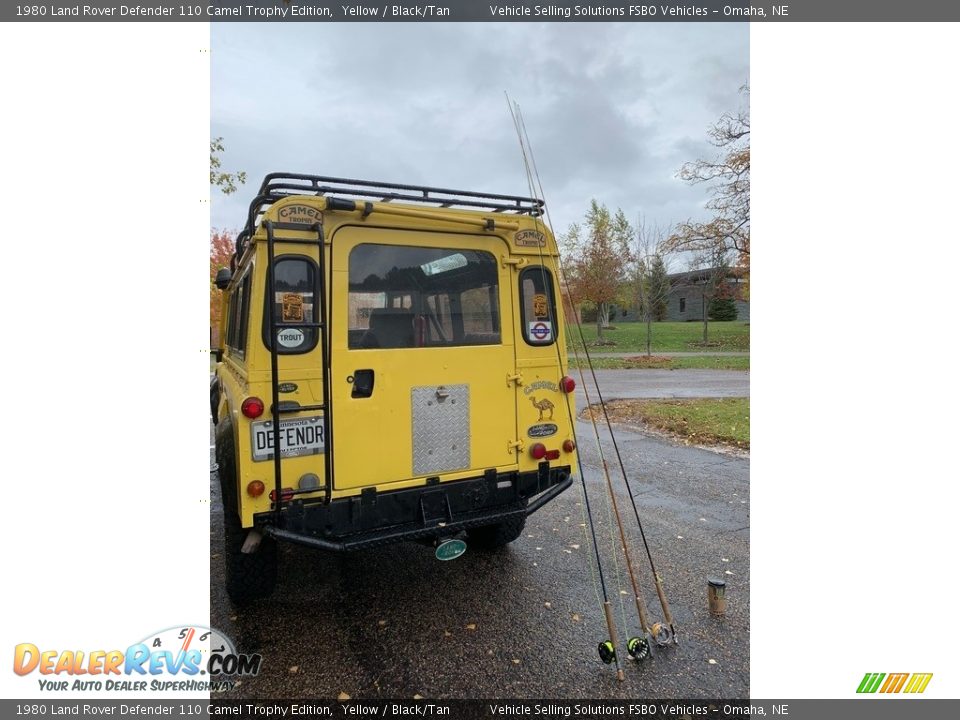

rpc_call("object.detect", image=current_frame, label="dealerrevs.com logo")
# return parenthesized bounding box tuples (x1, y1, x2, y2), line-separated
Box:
(857, 672, 933, 694)
(13, 625, 260, 692)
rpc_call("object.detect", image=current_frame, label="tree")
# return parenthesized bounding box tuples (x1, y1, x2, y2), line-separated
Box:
(631, 218, 672, 356)
(563, 201, 634, 343)
(668, 85, 749, 291)
(687, 246, 736, 345)
(210, 137, 247, 195)
(210, 230, 234, 342)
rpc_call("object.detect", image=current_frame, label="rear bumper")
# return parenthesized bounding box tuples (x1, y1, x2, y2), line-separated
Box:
(256, 463, 572, 552)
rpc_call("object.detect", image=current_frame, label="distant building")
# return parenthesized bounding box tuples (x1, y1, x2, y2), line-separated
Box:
(666, 268, 749, 322)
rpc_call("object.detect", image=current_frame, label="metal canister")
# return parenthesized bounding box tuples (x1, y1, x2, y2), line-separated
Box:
(708, 577, 727, 616)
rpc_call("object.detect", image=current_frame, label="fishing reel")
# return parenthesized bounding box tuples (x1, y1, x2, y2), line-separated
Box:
(650, 623, 673, 647)
(627, 636, 650, 661)
(597, 640, 617, 665)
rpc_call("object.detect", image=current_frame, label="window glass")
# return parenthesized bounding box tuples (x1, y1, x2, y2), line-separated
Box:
(263, 257, 318, 354)
(520, 266, 557, 346)
(226, 270, 251, 359)
(348, 244, 500, 349)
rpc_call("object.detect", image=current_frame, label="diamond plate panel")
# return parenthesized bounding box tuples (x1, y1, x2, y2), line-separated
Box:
(412, 384, 470, 476)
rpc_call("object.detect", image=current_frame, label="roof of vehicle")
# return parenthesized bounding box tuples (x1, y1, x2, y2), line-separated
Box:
(235, 173, 546, 259)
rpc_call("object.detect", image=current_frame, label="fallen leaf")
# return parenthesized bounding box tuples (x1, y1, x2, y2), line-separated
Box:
(676, 536, 684, 540)
(536, 547, 543, 551)
(443, 631, 452, 637)
(289, 666, 299, 674)
(544, 602, 552, 609)
(511, 659, 520, 665)
(562, 549, 572, 554)
(465, 623, 477, 631)
(413, 694, 424, 700)
(569, 544, 580, 550)
(725, 570, 734, 575)
(487, 649, 494, 656)
(338, 692, 351, 701)
(721, 558, 729, 563)
(378, 620, 387, 626)
(229, 615, 237, 621)
(708, 659, 717, 665)
(571, 613, 581, 622)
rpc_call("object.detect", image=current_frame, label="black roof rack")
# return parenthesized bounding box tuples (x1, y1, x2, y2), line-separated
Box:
(235, 173, 544, 258)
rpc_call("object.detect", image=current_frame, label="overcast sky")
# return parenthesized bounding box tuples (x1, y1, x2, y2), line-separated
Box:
(211, 23, 748, 248)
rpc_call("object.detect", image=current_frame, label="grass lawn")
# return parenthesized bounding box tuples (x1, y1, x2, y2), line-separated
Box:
(568, 355, 749, 371)
(567, 320, 749, 353)
(585, 397, 750, 450)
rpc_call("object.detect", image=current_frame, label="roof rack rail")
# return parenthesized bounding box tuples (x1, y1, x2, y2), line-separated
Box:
(235, 173, 545, 258)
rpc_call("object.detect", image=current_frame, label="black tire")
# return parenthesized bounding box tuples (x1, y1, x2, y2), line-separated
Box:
(216, 421, 278, 605)
(210, 376, 220, 425)
(466, 515, 526, 550)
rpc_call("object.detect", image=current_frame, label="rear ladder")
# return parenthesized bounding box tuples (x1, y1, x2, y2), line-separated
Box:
(264, 220, 334, 519)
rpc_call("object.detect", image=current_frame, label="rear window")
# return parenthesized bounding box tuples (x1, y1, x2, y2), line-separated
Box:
(262, 256, 318, 354)
(347, 244, 500, 349)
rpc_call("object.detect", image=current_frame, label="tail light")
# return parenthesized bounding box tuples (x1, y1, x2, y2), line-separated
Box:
(560, 376, 576, 393)
(563, 439, 576, 453)
(247, 480, 265, 497)
(269, 488, 295, 502)
(545, 449, 561, 460)
(530, 443, 547, 460)
(241, 396, 265, 419)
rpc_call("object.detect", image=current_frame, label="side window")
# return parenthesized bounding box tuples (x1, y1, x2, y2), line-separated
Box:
(520, 266, 557, 346)
(347, 244, 501, 349)
(262, 256, 318, 354)
(226, 270, 251, 359)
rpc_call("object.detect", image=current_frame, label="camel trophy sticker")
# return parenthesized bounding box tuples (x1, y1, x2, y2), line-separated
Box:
(529, 396, 555, 421)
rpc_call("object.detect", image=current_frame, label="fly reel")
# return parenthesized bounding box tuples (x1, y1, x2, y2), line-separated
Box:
(626, 636, 650, 661)
(650, 623, 672, 647)
(597, 640, 616, 665)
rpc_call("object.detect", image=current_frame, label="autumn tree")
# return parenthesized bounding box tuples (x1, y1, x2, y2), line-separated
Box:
(210, 230, 234, 343)
(631, 218, 672, 356)
(668, 85, 749, 291)
(563, 201, 634, 343)
(210, 137, 247, 195)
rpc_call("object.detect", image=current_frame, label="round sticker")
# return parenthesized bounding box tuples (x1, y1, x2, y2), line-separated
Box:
(530, 322, 551, 342)
(277, 328, 305, 348)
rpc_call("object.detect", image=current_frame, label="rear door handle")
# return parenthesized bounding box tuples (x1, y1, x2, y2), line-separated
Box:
(350, 369, 375, 398)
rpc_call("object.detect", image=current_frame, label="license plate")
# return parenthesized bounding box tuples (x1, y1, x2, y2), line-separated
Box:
(251, 416, 325, 461)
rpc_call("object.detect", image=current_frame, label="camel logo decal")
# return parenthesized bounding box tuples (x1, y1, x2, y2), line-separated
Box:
(529, 396, 555, 421)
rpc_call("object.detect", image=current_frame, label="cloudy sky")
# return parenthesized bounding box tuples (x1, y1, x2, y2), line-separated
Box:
(211, 23, 748, 246)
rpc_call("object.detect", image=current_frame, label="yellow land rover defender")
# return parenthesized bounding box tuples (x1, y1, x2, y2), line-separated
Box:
(212, 174, 577, 603)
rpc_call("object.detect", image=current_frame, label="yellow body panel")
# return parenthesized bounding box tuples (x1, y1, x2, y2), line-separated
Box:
(214, 195, 578, 527)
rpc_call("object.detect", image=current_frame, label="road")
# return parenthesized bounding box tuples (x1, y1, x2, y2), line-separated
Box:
(209, 369, 750, 698)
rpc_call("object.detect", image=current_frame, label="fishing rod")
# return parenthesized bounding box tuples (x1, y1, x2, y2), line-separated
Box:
(506, 97, 651, 667)
(510, 98, 678, 649)
(504, 95, 627, 679)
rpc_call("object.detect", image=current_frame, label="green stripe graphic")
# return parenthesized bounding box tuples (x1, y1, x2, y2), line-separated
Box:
(857, 673, 885, 693)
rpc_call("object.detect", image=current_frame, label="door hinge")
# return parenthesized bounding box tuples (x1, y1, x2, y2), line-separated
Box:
(508, 439, 525, 454)
(506, 372, 524, 387)
(501, 256, 527, 269)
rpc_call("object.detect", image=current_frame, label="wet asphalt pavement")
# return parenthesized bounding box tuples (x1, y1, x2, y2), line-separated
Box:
(209, 370, 749, 699)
